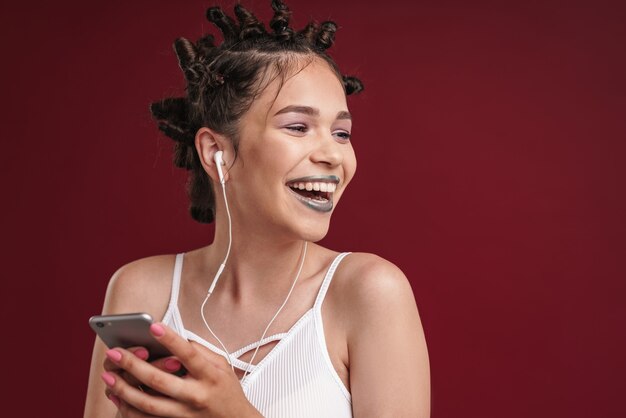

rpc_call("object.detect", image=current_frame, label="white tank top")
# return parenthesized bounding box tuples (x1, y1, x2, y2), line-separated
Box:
(162, 252, 353, 418)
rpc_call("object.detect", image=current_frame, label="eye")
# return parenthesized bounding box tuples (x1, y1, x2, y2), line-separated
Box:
(333, 130, 352, 142)
(285, 124, 308, 134)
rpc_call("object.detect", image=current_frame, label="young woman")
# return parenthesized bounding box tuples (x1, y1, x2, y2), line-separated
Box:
(84, 1, 430, 416)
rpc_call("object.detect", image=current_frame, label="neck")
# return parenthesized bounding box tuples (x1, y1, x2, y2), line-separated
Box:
(204, 217, 309, 305)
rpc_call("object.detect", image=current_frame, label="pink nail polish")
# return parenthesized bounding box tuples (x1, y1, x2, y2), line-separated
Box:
(164, 358, 181, 371)
(150, 323, 165, 337)
(134, 348, 149, 360)
(101, 372, 116, 387)
(106, 349, 122, 363)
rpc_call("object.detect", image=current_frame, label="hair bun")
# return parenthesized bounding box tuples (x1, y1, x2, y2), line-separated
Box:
(343, 75, 364, 95)
(149, 98, 194, 144)
(235, 4, 266, 40)
(195, 34, 216, 56)
(173, 38, 198, 72)
(316, 21, 337, 50)
(206, 7, 238, 42)
(270, 0, 292, 34)
(298, 21, 320, 43)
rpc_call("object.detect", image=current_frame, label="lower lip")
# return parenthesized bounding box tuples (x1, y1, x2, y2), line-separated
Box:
(287, 187, 334, 213)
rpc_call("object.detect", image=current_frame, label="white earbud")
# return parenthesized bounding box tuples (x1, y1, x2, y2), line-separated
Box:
(214, 150, 226, 184)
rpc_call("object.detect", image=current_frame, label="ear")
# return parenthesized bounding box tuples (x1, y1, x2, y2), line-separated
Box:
(195, 127, 232, 183)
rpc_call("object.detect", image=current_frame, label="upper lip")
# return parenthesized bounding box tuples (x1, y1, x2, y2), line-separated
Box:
(285, 175, 340, 185)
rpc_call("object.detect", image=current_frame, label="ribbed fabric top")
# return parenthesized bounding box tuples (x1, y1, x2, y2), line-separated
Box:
(162, 252, 353, 418)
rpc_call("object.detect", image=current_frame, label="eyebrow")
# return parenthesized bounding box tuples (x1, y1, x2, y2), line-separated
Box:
(273, 105, 352, 120)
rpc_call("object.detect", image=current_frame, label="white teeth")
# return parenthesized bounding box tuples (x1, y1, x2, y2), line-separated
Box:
(288, 181, 338, 193)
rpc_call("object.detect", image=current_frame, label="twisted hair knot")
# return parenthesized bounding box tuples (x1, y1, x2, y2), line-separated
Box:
(235, 4, 266, 40)
(270, 0, 292, 34)
(316, 21, 337, 50)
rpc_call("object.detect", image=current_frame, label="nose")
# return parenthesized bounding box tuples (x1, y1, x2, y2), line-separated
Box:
(309, 132, 343, 167)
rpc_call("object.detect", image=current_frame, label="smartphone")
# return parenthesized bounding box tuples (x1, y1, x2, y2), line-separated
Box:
(89, 312, 171, 361)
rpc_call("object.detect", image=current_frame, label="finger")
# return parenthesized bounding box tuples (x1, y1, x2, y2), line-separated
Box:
(133, 357, 186, 391)
(102, 370, 183, 417)
(120, 369, 144, 390)
(150, 322, 230, 374)
(135, 357, 185, 395)
(105, 368, 144, 397)
(104, 348, 190, 401)
(104, 348, 184, 385)
(106, 349, 184, 396)
(104, 347, 149, 372)
(149, 356, 184, 374)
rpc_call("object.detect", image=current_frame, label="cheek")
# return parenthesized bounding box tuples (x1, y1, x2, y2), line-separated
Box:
(257, 138, 303, 175)
(242, 144, 293, 191)
(343, 147, 358, 185)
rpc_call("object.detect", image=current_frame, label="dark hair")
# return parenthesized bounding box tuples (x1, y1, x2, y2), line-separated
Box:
(150, 0, 363, 223)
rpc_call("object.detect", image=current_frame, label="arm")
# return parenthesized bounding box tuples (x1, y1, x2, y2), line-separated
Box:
(84, 256, 173, 418)
(346, 255, 430, 418)
(84, 256, 262, 418)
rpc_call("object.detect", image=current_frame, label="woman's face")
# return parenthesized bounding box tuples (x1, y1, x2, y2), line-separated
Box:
(227, 57, 357, 242)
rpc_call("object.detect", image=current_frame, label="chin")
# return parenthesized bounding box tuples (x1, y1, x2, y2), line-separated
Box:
(293, 217, 331, 243)
(304, 229, 329, 243)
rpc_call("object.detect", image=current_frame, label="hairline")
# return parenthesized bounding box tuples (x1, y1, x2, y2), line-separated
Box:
(228, 51, 345, 143)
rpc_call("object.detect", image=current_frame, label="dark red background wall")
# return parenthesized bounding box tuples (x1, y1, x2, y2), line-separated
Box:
(1, 0, 624, 416)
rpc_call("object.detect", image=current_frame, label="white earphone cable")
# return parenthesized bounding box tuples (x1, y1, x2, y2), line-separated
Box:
(200, 156, 308, 382)
(200, 169, 235, 370)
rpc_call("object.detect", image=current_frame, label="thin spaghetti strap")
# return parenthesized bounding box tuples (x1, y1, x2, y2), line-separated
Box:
(167, 253, 185, 311)
(311, 252, 353, 402)
(162, 253, 186, 330)
(313, 252, 351, 311)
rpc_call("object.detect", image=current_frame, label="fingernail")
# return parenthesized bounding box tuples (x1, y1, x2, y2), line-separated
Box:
(106, 349, 122, 363)
(150, 323, 165, 337)
(101, 372, 116, 387)
(134, 348, 149, 360)
(164, 358, 181, 371)
(108, 394, 121, 407)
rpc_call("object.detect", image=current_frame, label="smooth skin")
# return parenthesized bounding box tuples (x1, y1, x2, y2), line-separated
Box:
(84, 57, 430, 417)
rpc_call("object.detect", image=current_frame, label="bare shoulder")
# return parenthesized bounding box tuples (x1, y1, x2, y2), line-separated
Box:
(331, 252, 430, 416)
(102, 254, 177, 320)
(85, 254, 178, 418)
(333, 252, 417, 319)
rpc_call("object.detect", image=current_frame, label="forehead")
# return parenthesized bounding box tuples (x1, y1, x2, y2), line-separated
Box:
(254, 57, 348, 118)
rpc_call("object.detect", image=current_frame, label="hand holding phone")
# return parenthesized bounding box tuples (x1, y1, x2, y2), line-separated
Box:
(89, 312, 172, 361)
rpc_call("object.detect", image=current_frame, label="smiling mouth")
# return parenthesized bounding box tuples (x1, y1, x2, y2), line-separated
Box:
(285, 176, 339, 213)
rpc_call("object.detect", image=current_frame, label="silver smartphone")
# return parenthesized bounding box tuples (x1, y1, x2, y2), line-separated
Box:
(89, 312, 171, 361)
